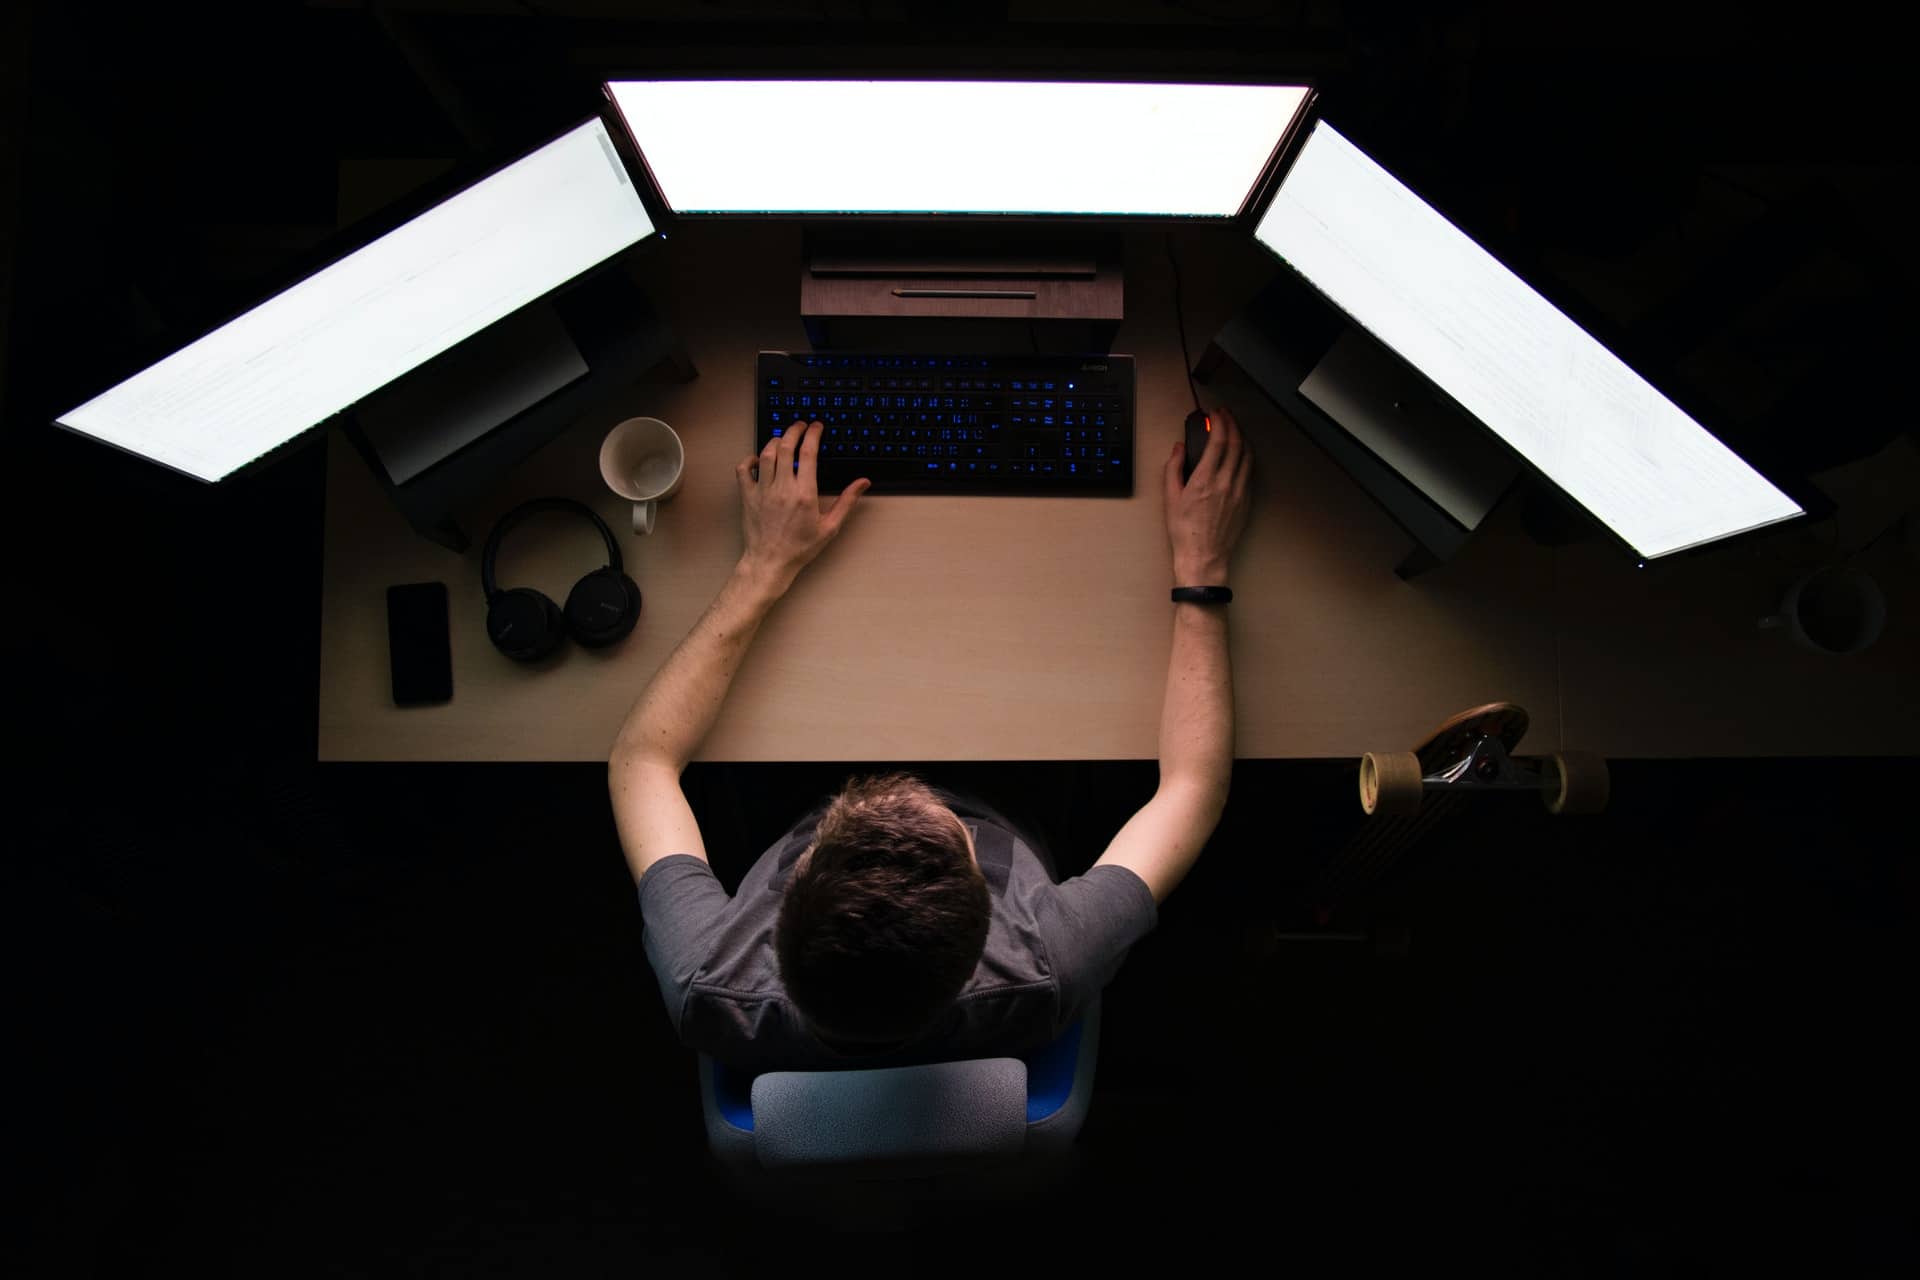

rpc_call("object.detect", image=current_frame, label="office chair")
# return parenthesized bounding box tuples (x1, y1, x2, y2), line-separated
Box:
(697, 997, 1100, 1221)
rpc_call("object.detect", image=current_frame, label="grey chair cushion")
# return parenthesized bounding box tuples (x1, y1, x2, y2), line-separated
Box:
(750, 1058, 1028, 1170)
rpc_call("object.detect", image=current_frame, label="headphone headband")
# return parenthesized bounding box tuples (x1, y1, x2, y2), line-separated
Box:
(481, 497, 622, 599)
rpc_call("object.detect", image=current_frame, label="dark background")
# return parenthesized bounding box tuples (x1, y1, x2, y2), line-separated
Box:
(4, 2, 1915, 1271)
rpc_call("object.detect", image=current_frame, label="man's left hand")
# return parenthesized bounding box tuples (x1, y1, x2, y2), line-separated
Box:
(737, 420, 871, 591)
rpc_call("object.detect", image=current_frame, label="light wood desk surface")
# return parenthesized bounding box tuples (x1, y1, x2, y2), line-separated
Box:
(319, 222, 1920, 762)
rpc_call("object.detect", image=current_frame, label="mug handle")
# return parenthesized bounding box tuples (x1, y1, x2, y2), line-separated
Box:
(632, 499, 657, 535)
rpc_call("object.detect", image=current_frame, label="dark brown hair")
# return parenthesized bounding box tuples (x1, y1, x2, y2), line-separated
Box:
(775, 773, 991, 1044)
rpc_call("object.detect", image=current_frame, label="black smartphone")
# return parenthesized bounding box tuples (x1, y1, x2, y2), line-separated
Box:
(386, 581, 453, 706)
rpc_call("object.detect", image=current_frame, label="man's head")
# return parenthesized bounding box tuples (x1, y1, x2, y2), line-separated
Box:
(775, 773, 990, 1047)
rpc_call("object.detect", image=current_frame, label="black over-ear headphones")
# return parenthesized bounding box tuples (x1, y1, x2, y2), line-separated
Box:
(481, 498, 641, 662)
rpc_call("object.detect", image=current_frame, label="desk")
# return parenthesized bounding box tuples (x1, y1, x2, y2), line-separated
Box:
(319, 222, 1920, 761)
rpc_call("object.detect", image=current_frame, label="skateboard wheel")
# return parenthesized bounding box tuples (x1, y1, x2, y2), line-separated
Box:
(1360, 751, 1423, 816)
(1545, 750, 1609, 814)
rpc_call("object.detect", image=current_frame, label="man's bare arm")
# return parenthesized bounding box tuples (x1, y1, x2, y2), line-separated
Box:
(1094, 407, 1251, 904)
(608, 421, 869, 885)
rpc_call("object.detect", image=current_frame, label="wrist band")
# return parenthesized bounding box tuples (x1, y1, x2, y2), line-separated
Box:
(1171, 586, 1233, 605)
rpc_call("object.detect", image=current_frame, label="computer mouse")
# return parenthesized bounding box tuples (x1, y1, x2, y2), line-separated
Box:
(1182, 409, 1212, 483)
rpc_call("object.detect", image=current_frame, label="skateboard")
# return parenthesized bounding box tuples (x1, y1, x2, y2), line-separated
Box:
(1313, 702, 1608, 921)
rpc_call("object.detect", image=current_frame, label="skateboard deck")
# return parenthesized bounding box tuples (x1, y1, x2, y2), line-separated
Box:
(1315, 702, 1530, 923)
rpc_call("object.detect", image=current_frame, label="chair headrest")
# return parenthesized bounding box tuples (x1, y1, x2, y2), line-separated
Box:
(750, 1057, 1028, 1172)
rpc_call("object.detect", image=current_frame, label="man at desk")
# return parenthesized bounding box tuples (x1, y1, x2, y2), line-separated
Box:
(609, 410, 1253, 1070)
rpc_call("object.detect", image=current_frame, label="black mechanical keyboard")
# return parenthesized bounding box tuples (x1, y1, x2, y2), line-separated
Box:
(756, 351, 1133, 495)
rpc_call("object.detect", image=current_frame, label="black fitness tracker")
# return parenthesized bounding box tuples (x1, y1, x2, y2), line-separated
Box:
(1170, 586, 1233, 605)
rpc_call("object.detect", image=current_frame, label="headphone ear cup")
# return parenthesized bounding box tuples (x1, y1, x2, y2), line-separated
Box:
(487, 587, 567, 662)
(563, 568, 642, 648)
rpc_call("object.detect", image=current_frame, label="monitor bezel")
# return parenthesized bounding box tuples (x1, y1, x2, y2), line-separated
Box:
(599, 72, 1318, 232)
(51, 111, 661, 486)
(1255, 106, 1828, 566)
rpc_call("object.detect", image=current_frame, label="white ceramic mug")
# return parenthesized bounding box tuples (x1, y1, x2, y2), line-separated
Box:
(599, 417, 685, 535)
(1758, 565, 1887, 656)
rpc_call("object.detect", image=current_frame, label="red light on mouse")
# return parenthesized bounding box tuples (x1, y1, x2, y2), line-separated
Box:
(1204, 416, 1212, 431)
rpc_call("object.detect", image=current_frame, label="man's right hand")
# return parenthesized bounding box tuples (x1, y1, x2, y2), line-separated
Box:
(1097, 404, 1252, 904)
(737, 420, 871, 594)
(1163, 405, 1253, 585)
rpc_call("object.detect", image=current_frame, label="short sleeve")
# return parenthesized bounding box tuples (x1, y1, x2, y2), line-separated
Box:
(636, 855, 732, 1033)
(1034, 863, 1158, 1034)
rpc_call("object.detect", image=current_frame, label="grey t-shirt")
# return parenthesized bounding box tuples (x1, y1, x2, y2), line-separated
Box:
(637, 801, 1157, 1072)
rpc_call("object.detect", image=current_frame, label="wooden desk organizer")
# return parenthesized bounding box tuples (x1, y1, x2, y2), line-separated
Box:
(800, 228, 1122, 354)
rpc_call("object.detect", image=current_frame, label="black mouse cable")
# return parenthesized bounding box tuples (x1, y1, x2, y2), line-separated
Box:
(1165, 232, 1203, 417)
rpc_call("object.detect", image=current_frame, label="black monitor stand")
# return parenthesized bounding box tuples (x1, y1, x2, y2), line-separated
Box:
(800, 226, 1123, 355)
(1194, 272, 1518, 579)
(338, 269, 694, 552)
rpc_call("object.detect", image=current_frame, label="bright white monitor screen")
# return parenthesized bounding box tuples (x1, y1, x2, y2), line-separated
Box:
(1256, 121, 1803, 559)
(605, 79, 1310, 216)
(57, 118, 655, 482)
